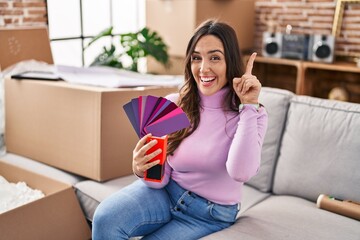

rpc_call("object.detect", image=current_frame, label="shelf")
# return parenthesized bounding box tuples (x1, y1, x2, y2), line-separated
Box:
(245, 55, 360, 103)
(248, 56, 302, 94)
(302, 61, 360, 103)
(302, 61, 360, 73)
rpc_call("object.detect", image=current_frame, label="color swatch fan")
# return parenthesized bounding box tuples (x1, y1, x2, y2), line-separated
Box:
(123, 95, 190, 183)
(123, 95, 190, 138)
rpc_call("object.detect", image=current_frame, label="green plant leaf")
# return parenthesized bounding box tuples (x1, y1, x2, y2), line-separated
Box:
(89, 44, 123, 68)
(138, 27, 169, 65)
(86, 26, 169, 72)
(86, 26, 113, 48)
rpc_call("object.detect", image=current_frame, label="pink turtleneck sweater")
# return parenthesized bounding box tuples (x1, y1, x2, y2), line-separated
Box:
(142, 87, 268, 205)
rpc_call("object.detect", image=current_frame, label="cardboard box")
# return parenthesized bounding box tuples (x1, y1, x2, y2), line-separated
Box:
(0, 161, 91, 240)
(0, 27, 53, 70)
(5, 78, 178, 181)
(146, 0, 255, 57)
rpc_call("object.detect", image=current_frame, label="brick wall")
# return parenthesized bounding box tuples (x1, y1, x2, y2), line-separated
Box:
(338, 2, 360, 57)
(255, 0, 360, 60)
(1, 0, 358, 60)
(0, 0, 47, 27)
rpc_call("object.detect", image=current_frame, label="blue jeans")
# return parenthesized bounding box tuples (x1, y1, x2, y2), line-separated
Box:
(92, 179, 240, 240)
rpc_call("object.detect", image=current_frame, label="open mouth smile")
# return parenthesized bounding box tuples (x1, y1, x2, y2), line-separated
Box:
(200, 77, 216, 83)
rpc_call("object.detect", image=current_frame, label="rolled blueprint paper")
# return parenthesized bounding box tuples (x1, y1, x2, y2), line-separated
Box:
(317, 194, 360, 221)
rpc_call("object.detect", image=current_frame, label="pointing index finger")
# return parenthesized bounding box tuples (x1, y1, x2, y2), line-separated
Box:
(245, 52, 257, 75)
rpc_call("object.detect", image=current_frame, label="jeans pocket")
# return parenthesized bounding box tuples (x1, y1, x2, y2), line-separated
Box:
(209, 203, 240, 223)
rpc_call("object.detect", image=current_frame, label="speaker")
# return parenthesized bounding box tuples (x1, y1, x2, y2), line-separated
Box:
(262, 32, 282, 58)
(309, 34, 335, 63)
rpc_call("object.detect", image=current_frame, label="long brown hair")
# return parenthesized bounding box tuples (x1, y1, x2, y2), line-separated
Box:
(167, 19, 245, 155)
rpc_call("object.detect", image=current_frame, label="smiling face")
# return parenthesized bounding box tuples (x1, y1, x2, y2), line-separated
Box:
(190, 35, 227, 96)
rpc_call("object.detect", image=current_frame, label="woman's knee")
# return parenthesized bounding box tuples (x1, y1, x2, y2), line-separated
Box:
(92, 181, 172, 238)
(93, 196, 135, 239)
(93, 200, 115, 231)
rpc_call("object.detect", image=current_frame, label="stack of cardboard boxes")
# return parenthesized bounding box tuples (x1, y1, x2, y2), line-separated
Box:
(1, 26, 179, 239)
(2, 76, 178, 239)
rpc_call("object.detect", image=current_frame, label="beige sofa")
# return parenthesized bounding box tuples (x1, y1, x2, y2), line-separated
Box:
(2, 87, 360, 239)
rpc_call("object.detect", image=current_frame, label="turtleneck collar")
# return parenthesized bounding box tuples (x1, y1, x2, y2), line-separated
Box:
(199, 87, 230, 109)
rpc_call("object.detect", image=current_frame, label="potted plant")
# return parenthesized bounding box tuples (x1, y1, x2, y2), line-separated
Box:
(86, 27, 169, 72)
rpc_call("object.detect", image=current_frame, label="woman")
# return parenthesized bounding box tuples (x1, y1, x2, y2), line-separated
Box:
(92, 19, 268, 240)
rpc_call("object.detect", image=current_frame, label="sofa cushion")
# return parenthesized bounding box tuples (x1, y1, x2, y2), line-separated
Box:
(74, 175, 138, 221)
(246, 87, 294, 192)
(202, 195, 360, 240)
(238, 185, 270, 214)
(0, 153, 84, 185)
(273, 96, 360, 202)
(75, 177, 269, 222)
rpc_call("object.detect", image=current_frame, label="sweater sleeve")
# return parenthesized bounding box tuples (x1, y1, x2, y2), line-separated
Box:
(226, 106, 268, 182)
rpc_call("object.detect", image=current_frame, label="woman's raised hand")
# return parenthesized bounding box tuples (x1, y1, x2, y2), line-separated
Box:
(233, 52, 261, 104)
